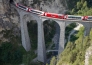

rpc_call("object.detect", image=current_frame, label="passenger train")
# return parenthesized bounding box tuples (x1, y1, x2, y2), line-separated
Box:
(15, 3, 92, 21)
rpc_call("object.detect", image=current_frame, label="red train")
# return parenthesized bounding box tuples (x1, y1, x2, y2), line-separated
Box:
(82, 16, 92, 20)
(15, 3, 65, 19)
(15, 3, 92, 21)
(42, 12, 65, 19)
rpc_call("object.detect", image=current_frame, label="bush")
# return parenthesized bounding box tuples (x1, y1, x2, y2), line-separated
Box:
(0, 42, 23, 64)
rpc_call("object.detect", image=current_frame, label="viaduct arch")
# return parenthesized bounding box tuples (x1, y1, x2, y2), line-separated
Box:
(13, 4, 46, 62)
(65, 21, 92, 36)
(41, 17, 65, 54)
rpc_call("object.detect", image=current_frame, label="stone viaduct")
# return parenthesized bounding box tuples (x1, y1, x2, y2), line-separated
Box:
(16, 7, 92, 63)
(5, 0, 92, 63)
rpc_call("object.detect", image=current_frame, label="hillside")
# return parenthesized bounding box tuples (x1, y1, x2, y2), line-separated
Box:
(48, 0, 92, 65)
(53, 27, 92, 65)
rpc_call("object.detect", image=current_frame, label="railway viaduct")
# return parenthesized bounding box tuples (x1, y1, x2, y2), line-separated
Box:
(15, 8, 92, 63)
(4, 0, 92, 63)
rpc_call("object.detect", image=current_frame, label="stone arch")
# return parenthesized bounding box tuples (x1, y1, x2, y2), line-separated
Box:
(23, 14, 38, 50)
(21, 14, 38, 51)
(65, 21, 92, 47)
(65, 22, 84, 43)
(43, 19, 60, 48)
(42, 19, 61, 59)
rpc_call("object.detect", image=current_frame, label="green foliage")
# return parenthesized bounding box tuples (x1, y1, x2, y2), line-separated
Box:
(67, 0, 92, 15)
(27, 20, 37, 50)
(89, 55, 92, 65)
(22, 50, 37, 65)
(89, 29, 92, 40)
(66, 0, 80, 10)
(46, 63, 49, 65)
(30, 62, 43, 65)
(65, 23, 77, 39)
(0, 28, 23, 65)
(83, 1, 87, 9)
(0, 42, 23, 65)
(76, 27, 84, 37)
(50, 56, 56, 65)
(70, 34, 78, 42)
(89, 29, 92, 65)
(65, 23, 77, 46)
(0, 28, 37, 65)
(55, 28, 92, 65)
(77, 2, 82, 9)
(43, 20, 56, 48)
(50, 0, 92, 65)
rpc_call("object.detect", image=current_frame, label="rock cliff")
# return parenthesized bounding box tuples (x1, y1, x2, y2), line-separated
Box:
(0, 0, 20, 42)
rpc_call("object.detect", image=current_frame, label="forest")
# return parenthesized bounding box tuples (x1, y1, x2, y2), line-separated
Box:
(66, 0, 92, 15)
(48, 0, 92, 65)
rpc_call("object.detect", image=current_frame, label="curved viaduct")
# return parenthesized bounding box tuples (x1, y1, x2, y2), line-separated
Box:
(8, 0, 92, 63)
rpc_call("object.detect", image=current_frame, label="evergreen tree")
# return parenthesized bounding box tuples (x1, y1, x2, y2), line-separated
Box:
(50, 56, 56, 65)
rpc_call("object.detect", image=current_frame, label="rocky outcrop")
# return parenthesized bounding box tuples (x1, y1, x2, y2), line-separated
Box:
(40, 0, 66, 13)
(0, 0, 20, 42)
(17, 0, 67, 14)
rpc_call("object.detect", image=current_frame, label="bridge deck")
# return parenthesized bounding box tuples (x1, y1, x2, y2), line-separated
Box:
(41, 16, 92, 22)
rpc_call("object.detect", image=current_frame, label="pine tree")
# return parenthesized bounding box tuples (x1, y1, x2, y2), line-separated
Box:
(50, 56, 56, 65)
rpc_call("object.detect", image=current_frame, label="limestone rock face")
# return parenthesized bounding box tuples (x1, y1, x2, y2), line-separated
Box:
(40, 0, 66, 13)
(0, 0, 20, 42)
(29, 0, 67, 14)
(17, 0, 67, 14)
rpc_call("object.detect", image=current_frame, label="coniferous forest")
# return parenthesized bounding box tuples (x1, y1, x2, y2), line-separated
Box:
(48, 0, 92, 65)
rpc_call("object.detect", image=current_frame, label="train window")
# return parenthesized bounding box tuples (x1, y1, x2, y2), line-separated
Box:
(75, 17, 81, 19)
(18, 5, 26, 9)
(88, 17, 92, 19)
(31, 10, 42, 14)
(68, 16, 81, 19)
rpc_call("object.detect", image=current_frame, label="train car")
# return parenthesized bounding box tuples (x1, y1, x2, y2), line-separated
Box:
(56, 14, 65, 19)
(82, 16, 88, 20)
(83, 16, 92, 20)
(64, 15, 83, 20)
(87, 16, 92, 20)
(43, 12, 65, 19)
(30, 9, 45, 16)
(16, 3, 31, 12)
